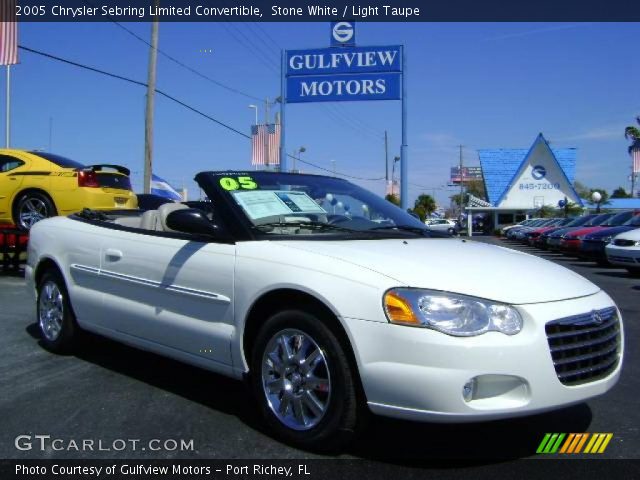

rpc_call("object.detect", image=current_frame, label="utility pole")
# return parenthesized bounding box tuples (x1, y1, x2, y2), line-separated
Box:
(143, 0, 160, 194)
(384, 130, 389, 182)
(459, 145, 464, 217)
(264, 97, 270, 169)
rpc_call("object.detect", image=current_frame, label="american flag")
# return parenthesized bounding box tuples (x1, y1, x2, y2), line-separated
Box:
(0, 0, 18, 66)
(633, 145, 640, 175)
(251, 123, 281, 166)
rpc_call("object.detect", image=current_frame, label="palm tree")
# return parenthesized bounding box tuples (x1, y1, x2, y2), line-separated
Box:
(624, 116, 640, 153)
(412, 194, 437, 222)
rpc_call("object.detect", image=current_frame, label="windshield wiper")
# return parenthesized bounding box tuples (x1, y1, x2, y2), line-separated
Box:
(368, 225, 429, 235)
(253, 221, 356, 233)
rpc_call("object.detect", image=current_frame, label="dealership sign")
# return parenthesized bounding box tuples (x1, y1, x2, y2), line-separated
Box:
(331, 21, 356, 46)
(285, 45, 403, 103)
(280, 23, 409, 208)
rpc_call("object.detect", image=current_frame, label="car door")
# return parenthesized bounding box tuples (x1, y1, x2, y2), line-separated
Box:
(95, 228, 235, 367)
(0, 154, 26, 221)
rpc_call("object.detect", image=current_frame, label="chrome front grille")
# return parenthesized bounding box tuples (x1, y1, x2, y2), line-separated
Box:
(545, 307, 621, 386)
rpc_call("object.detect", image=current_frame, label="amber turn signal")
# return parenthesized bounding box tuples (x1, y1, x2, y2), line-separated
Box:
(384, 291, 420, 325)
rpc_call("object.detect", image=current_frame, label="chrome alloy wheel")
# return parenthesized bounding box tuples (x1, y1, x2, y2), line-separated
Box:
(261, 329, 331, 431)
(19, 198, 49, 229)
(39, 281, 64, 341)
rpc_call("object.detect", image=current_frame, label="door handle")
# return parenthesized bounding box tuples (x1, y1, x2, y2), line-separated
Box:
(104, 248, 123, 261)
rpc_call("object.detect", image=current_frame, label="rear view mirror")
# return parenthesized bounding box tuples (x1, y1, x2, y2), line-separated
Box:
(166, 208, 220, 237)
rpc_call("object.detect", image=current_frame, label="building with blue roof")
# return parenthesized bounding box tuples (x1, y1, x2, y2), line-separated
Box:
(468, 133, 584, 230)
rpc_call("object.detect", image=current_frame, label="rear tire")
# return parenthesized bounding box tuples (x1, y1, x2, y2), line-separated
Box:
(13, 191, 57, 230)
(250, 309, 360, 451)
(36, 270, 78, 353)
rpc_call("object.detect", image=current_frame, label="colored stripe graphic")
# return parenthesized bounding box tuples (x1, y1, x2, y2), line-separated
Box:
(536, 433, 565, 454)
(538, 433, 613, 454)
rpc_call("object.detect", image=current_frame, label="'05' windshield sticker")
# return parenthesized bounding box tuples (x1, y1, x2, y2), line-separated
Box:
(219, 176, 258, 191)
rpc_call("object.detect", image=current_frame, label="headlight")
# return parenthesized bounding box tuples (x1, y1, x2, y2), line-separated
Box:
(576, 235, 584, 240)
(602, 236, 612, 244)
(383, 288, 523, 336)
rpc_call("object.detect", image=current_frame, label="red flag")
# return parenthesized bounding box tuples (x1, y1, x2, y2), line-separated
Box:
(633, 147, 640, 175)
(0, 0, 18, 66)
(251, 124, 280, 167)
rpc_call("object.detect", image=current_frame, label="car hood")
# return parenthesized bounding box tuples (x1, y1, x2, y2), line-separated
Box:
(548, 226, 581, 238)
(276, 238, 599, 305)
(565, 226, 604, 238)
(584, 226, 635, 240)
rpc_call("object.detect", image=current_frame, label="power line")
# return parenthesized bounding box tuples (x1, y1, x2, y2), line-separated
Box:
(82, 0, 263, 102)
(19, 45, 251, 139)
(19, 45, 383, 182)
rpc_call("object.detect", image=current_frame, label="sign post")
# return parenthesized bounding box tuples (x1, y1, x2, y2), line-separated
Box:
(280, 23, 407, 205)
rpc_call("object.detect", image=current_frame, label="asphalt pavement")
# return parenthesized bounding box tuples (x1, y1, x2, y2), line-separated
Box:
(0, 237, 638, 467)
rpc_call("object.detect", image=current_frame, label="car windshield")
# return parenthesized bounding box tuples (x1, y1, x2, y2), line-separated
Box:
(601, 211, 634, 226)
(623, 213, 640, 227)
(199, 171, 432, 238)
(565, 215, 595, 227)
(584, 213, 614, 226)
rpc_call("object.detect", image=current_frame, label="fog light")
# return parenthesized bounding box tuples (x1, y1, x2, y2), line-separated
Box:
(463, 379, 476, 402)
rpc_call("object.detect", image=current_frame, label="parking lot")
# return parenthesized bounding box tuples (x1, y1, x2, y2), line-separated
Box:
(0, 236, 638, 465)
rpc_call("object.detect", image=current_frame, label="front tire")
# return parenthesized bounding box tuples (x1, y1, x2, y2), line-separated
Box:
(250, 309, 360, 451)
(37, 270, 78, 353)
(13, 191, 57, 230)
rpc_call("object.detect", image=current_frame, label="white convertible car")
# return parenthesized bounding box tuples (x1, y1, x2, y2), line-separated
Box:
(26, 171, 623, 450)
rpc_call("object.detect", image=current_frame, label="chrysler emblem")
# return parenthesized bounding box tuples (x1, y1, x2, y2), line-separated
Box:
(591, 310, 603, 325)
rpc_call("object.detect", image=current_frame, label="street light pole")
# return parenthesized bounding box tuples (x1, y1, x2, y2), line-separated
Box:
(248, 105, 258, 125)
(293, 146, 305, 173)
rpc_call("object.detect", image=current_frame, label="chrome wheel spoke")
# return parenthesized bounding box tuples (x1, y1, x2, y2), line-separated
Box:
(301, 348, 322, 374)
(301, 391, 324, 418)
(267, 351, 284, 375)
(292, 397, 306, 425)
(278, 335, 294, 363)
(266, 378, 283, 394)
(278, 392, 292, 416)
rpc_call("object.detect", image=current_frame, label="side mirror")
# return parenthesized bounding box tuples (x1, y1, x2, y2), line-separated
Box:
(166, 208, 220, 237)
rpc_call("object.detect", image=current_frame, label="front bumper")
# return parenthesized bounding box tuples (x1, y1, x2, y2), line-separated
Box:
(345, 290, 622, 422)
(580, 240, 607, 259)
(606, 245, 640, 267)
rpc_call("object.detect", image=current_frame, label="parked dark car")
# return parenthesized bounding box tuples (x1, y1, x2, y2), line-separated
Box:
(526, 218, 573, 246)
(547, 213, 613, 251)
(578, 211, 640, 265)
(538, 214, 598, 250)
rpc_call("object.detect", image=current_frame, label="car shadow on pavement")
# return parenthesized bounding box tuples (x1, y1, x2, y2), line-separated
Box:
(24, 324, 264, 432)
(348, 403, 593, 465)
(24, 323, 594, 464)
(593, 270, 636, 279)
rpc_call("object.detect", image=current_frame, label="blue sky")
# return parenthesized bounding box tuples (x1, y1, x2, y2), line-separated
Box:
(4, 21, 639, 204)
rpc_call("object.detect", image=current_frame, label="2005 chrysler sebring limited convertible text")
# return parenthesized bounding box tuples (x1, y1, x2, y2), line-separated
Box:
(26, 171, 624, 449)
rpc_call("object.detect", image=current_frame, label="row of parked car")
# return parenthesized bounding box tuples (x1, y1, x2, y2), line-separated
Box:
(501, 211, 640, 275)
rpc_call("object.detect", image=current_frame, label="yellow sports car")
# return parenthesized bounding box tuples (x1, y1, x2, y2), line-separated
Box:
(0, 149, 137, 229)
